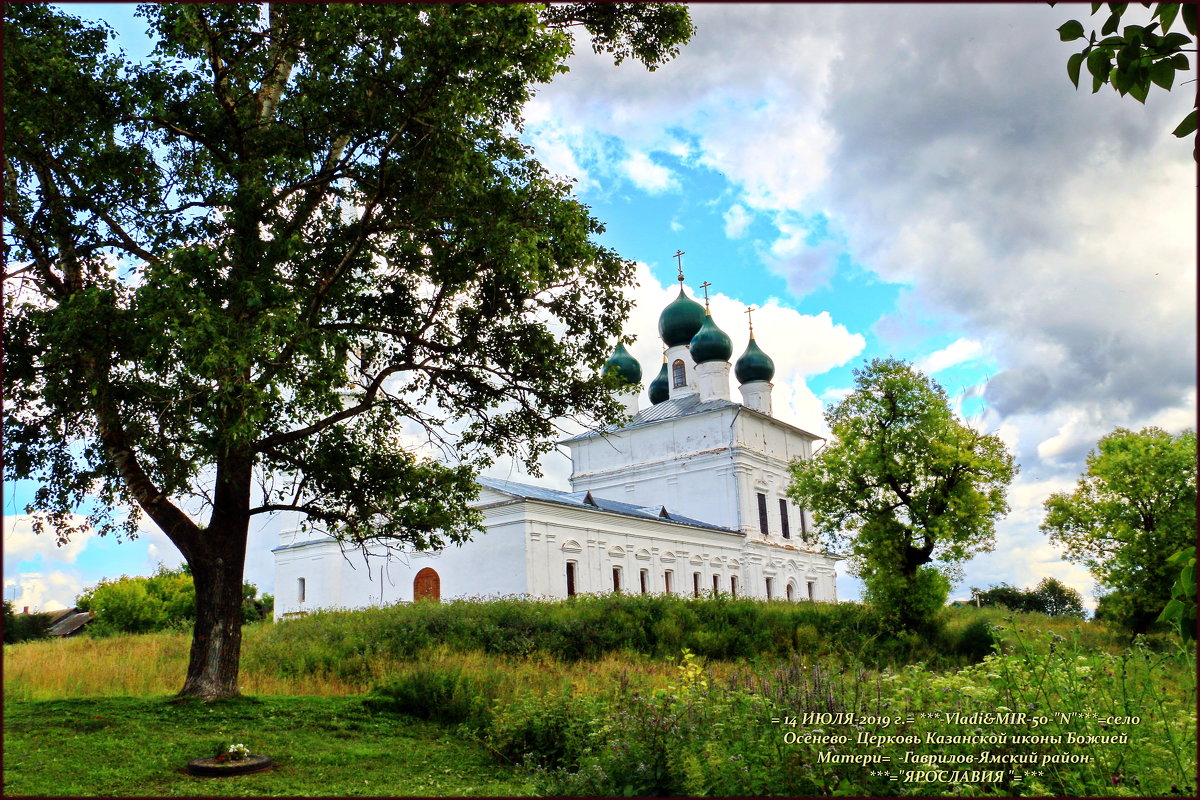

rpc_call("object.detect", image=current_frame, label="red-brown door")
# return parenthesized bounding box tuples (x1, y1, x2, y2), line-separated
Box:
(413, 567, 440, 602)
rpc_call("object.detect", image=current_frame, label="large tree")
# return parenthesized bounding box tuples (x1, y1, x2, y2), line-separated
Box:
(789, 358, 1017, 631)
(3, 3, 692, 698)
(1042, 426, 1196, 634)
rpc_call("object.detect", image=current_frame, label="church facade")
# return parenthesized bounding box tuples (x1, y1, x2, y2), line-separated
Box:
(273, 274, 838, 618)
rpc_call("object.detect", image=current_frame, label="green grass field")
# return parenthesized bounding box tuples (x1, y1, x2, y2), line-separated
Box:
(2, 696, 531, 796)
(3, 600, 1194, 797)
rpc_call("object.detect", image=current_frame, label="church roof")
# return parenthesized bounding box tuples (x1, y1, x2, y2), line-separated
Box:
(560, 394, 824, 443)
(477, 476, 741, 535)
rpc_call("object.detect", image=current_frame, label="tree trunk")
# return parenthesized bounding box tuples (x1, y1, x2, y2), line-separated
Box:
(179, 525, 249, 699)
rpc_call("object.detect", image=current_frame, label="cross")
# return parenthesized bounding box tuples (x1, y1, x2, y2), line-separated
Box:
(699, 280, 712, 309)
(745, 305, 756, 337)
(673, 250, 685, 282)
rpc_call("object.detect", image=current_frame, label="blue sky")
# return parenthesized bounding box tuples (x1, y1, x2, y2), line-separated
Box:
(5, 4, 1195, 611)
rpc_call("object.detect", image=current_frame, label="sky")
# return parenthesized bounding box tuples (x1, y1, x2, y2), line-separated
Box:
(5, 3, 1196, 612)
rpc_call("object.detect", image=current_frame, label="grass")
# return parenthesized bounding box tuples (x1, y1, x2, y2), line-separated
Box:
(2, 696, 532, 796)
(3, 601, 1190, 796)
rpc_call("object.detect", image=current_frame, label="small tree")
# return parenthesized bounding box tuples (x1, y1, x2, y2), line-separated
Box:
(2, 601, 55, 644)
(1042, 426, 1196, 633)
(789, 358, 1017, 632)
(975, 578, 1084, 617)
(1029, 577, 1085, 618)
(76, 565, 271, 636)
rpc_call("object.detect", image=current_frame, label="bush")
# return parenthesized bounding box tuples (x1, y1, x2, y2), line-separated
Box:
(3, 601, 54, 644)
(363, 664, 497, 730)
(76, 565, 272, 636)
(974, 577, 1084, 618)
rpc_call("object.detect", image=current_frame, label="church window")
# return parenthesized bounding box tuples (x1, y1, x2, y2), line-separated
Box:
(693, 572, 701, 597)
(712, 574, 720, 595)
(779, 499, 790, 539)
(612, 566, 622, 593)
(730, 575, 738, 598)
(413, 567, 440, 602)
(639, 569, 649, 595)
(807, 580, 816, 601)
(566, 562, 577, 597)
(672, 359, 686, 388)
(765, 577, 774, 600)
(297, 577, 306, 603)
(757, 493, 769, 534)
(786, 582, 794, 601)
(664, 570, 673, 594)
(800, 507, 808, 539)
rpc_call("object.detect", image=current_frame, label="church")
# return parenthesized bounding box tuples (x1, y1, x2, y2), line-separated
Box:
(272, 269, 839, 618)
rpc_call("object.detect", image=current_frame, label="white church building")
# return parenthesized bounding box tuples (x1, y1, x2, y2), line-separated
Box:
(273, 272, 838, 618)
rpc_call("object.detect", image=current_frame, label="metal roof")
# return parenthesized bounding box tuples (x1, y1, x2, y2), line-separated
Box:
(478, 476, 742, 535)
(47, 610, 92, 637)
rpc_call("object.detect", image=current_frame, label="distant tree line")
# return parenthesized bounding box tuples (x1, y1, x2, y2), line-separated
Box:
(971, 577, 1085, 618)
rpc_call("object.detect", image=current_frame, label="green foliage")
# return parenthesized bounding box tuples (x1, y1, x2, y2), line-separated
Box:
(1156, 546, 1196, 642)
(1042, 426, 1196, 633)
(2, 600, 55, 644)
(863, 564, 951, 636)
(75, 565, 270, 636)
(364, 665, 498, 730)
(973, 577, 1085, 618)
(1056, 2, 1197, 152)
(3, 2, 691, 695)
(789, 358, 1017, 631)
(476, 633, 1195, 797)
(245, 596, 1069, 684)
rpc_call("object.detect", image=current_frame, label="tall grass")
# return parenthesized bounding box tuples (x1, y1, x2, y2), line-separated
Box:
(3, 598, 1129, 700)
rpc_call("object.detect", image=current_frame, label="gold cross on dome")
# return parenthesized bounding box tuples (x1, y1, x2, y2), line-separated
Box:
(673, 250, 685, 282)
(745, 305, 756, 337)
(699, 281, 712, 309)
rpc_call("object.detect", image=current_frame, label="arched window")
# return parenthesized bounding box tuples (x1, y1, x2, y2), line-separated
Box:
(413, 567, 440, 602)
(671, 359, 686, 388)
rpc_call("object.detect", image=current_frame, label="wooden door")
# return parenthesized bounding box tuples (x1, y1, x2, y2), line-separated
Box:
(413, 567, 440, 602)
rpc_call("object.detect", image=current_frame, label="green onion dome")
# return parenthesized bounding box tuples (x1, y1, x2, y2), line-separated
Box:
(735, 335, 775, 384)
(658, 286, 707, 347)
(688, 311, 733, 364)
(648, 358, 669, 405)
(602, 342, 642, 386)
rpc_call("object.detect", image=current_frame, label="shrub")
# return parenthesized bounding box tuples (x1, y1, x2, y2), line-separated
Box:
(3, 601, 54, 644)
(364, 664, 496, 730)
(973, 577, 1084, 618)
(76, 565, 272, 636)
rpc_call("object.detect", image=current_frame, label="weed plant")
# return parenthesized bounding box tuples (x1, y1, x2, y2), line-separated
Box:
(244, 596, 1127, 684)
(475, 628, 1195, 797)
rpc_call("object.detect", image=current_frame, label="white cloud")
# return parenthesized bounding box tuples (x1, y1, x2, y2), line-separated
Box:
(4, 571, 85, 613)
(3, 515, 93, 564)
(621, 150, 677, 194)
(723, 204, 752, 239)
(917, 338, 983, 375)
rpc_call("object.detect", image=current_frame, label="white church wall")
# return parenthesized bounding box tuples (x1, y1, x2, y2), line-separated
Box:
(731, 411, 820, 540)
(272, 506, 528, 620)
(514, 499, 835, 602)
(566, 407, 744, 529)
